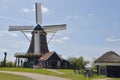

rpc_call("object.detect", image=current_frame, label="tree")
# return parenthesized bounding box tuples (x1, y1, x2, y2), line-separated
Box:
(91, 57, 97, 70)
(67, 57, 77, 68)
(6, 61, 14, 67)
(3, 52, 7, 67)
(0, 61, 4, 67)
(68, 56, 89, 70)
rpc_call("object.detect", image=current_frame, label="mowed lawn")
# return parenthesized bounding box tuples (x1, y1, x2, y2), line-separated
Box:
(0, 72, 32, 80)
(0, 67, 120, 80)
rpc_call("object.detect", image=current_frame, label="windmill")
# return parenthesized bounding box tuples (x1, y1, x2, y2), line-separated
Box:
(9, 3, 66, 56)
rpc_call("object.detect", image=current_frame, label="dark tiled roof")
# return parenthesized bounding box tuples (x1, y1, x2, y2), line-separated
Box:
(34, 24, 43, 30)
(95, 51, 120, 63)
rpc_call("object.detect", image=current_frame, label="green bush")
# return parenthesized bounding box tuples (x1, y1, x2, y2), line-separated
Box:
(6, 61, 14, 67)
(0, 61, 4, 67)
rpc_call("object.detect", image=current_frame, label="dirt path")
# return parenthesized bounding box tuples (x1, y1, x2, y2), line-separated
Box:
(93, 78, 112, 80)
(47, 69, 65, 74)
(0, 71, 69, 80)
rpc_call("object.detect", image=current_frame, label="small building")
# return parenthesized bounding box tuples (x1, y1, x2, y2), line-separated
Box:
(38, 51, 70, 69)
(95, 51, 120, 77)
(15, 51, 70, 69)
(85, 65, 93, 77)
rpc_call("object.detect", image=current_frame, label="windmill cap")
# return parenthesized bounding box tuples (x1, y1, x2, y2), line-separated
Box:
(34, 24, 43, 30)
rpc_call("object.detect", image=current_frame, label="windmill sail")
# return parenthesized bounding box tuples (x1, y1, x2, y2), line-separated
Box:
(9, 26, 33, 31)
(8, 3, 68, 68)
(36, 3, 42, 24)
(43, 24, 66, 33)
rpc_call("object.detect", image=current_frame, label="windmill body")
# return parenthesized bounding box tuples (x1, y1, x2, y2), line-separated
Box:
(8, 3, 69, 68)
(27, 24, 49, 55)
(34, 31, 41, 54)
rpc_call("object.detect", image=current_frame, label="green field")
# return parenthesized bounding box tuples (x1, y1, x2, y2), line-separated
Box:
(0, 72, 32, 80)
(0, 67, 120, 80)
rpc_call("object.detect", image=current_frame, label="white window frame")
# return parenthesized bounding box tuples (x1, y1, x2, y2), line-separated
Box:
(99, 65, 107, 76)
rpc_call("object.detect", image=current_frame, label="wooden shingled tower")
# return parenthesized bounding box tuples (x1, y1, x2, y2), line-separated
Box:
(27, 24, 49, 55)
(8, 3, 67, 68)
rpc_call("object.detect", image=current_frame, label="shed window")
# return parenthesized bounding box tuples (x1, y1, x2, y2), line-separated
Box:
(99, 66, 106, 75)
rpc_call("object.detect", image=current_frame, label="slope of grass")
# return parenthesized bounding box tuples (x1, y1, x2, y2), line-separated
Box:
(0, 67, 56, 75)
(56, 69, 120, 80)
(54, 69, 106, 80)
(0, 67, 120, 80)
(0, 72, 32, 80)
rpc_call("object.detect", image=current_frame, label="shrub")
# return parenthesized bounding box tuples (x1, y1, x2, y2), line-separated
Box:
(6, 61, 14, 67)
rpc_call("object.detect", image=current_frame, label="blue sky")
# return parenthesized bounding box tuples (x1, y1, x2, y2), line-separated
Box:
(0, 0, 120, 62)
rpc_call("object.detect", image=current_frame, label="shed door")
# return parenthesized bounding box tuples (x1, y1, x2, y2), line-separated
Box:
(107, 66, 120, 77)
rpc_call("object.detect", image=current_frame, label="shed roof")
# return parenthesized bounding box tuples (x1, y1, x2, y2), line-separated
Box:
(38, 51, 61, 61)
(39, 52, 54, 61)
(95, 51, 120, 63)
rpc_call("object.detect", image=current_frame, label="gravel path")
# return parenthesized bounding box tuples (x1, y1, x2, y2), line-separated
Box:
(47, 69, 65, 74)
(93, 78, 112, 80)
(0, 71, 69, 80)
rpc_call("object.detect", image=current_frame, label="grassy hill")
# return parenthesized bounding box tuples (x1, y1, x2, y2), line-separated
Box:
(0, 67, 120, 80)
(0, 72, 32, 80)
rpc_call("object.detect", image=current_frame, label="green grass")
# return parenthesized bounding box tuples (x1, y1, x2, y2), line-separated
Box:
(0, 72, 32, 80)
(55, 69, 107, 80)
(0, 67, 120, 80)
(0, 67, 56, 75)
(56, 69, 120, 80)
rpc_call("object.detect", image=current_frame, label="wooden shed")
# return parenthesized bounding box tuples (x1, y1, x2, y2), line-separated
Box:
(38, 51, 70, 69)
(95, 51, 120, 77)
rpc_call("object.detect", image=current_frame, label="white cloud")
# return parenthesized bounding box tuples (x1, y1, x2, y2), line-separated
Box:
(21, 8, 31, 13)
(0, 5, 7, 10)
(0, 15, 30, 22)
(42, 6, 49, 14)
(12, 41, 27, 48)
(66, 15, 78, 19)
(67, 16, 72, 19)
(20, 4, 34, 13)
(105, 36, 120, 42)
(0, 48, 10, 52)
(20, 5, 49, 14)
(88, 13, 93, 16)
(47, 32, 63, 43)
(74, 16, 79, 19)
(56, 32, 62, 36)
(56, 39, 63, 43)
(2, 5, 7, 9)
(9, 33, 18, 37)
(12, 44, 21, 48)
(61, 37, 70, 40)
(25, 33, 32, 38)
(56, 36, 70, 43)
(0, 33, 3, 36)
(1, 31, 18, 37)
(112, 22, 119, 27)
